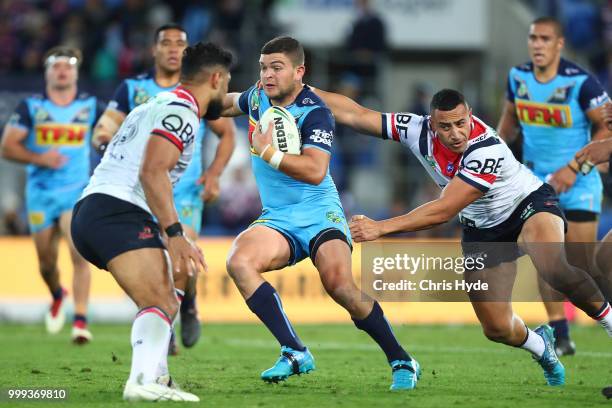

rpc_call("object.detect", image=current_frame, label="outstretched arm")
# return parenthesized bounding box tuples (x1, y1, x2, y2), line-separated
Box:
(349, 177, 484, 242)
(198, 117, 237, 202)
(310, 87, 383, 137)
(220, 93, 244, 117)
(496, 101, 520, 143)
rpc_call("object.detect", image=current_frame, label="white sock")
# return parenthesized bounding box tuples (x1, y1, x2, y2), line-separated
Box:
(155, 291, 183, 379)
(593, 303, 612, 337)
(520, 328, 546, 358)
(127, 307, 172, 385)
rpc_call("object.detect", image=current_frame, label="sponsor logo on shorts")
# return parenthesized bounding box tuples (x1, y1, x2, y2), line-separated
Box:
(310, 129, 333, 146)
(520, 203, 535, 220)
(35, 123, 87, 146)
(326, 211, 343, 224)
(28, 212, 45, 226)
(138, 226, 154, 240)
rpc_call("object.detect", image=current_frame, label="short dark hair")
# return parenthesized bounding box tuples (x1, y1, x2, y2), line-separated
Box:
(430, 89, 468, 112)
(531, 16, 564, 38)
(180, 42, 233, 82)
(261, 36, 305, 66)
(154, 23, 186, 43)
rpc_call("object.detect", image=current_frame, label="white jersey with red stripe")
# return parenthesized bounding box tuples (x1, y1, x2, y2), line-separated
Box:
(382, 112, 542, 228)
(82, 87, 200, 214)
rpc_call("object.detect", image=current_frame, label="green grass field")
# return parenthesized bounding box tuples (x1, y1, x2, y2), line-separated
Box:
(1, 323, 611, 407)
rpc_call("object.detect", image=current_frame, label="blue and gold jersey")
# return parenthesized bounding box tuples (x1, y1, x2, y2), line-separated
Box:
(506, 58, 609, 176)
(8, 92, 103, 190)
(108, 71, 206, 195)
(238, 84, 341, 210)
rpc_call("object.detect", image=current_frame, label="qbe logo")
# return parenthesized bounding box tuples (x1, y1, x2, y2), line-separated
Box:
(310, 129, 333, 146)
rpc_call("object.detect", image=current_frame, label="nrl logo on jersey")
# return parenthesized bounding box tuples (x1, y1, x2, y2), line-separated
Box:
(302, 97, 315, 105)
(251, 91, 260, 111)
(515, 78, 530, 99)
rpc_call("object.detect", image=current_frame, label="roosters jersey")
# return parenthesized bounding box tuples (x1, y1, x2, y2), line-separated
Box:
(82, 87, 200, 214)
(382, 113, 542, 228)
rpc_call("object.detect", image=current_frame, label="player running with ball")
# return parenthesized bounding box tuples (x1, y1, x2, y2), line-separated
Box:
(220, 36, 419, 390)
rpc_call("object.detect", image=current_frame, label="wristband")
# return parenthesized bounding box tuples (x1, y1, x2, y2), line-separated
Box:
(579, 160, 594, 175)
(567, 163, 578, 174)
(97, 142, 109, 156)
(269, 150, 284, 170)
(165, 222, 183, 238)
(259, 144, 271, 159)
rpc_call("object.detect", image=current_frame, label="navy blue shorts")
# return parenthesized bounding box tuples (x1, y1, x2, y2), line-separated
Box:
(462, 183, 567, 268)
(71, 193, 165, 270)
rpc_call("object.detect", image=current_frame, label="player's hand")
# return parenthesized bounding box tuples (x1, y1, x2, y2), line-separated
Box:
(167, 235, 207, 279)
(576, 139, 612, 168)
(197, 170, 221, 203)
(547, 166, 577, 194)
(252, 120, 274, 155)
(37, 149, 68, 169)
(349, 214, 382, 242)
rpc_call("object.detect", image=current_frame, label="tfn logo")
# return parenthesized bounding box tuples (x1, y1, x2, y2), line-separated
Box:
(516, 101, 572, 127)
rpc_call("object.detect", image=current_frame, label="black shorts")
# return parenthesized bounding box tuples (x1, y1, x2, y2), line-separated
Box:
(461, 183, 567, 268)
(71, 193, 165, 270)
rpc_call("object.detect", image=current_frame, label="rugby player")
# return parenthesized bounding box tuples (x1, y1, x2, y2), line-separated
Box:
(311, 87, 612, 386)
(220, 36, 419, 390)
(92, 23, 236, 351)
(71, 42, 232, 401)
(1, 46, 104, 343)
(497, 17, 610, 355)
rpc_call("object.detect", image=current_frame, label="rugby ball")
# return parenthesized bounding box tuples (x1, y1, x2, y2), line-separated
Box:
(260, 106, 301, 155)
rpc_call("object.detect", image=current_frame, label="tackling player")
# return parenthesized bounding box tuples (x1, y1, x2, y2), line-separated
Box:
(311, 86, 612, 386)
(92, 23, 236, 350)
(497, 17, 610, 355)
(71, 42, 232, 402)
(1, 46, 104, 343)
(220, 36, 419, 390)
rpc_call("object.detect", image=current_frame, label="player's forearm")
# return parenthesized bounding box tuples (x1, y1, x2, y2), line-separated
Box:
(140, 168, 180, 229)
(1, 142, 45, 166)
(207, 129, 235, 176)
(220, 93, 244, 117)
(496, 105, 519, 143)
(591, 124, 610, 143)
(276, 154, 326, 185)
(379, 200, 454, 234)
(312, 88, 382, 137)
(93, 110, 124, 148)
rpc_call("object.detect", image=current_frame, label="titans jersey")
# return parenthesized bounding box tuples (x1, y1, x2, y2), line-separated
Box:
(108, 71, 206, 195)
(382, 113, 542, 228)
(237, 85, 340, 210)
(507, 58, 609, 175)
(7, 93, 103, 189)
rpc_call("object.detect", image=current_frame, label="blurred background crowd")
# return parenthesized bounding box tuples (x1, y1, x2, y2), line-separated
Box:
(0, 0, 610, 238)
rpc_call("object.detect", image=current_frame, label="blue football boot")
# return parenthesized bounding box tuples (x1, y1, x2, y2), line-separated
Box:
(534, 325, 565, 386)
(390, 358, 421, 390)
(261, 346, 315, 383)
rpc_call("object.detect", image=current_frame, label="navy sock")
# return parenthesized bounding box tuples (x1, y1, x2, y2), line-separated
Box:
(246, 282, 305, 351)
(51, 287, 63, 301)
(353, 302, 410, 363)
(549, 318, 569, 340)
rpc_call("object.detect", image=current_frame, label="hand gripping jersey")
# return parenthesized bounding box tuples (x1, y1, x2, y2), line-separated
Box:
(107, 71, 207, 197)
(82, 87, 200, 214)
(507, 58, 609, 176)
(382, 113, 542, 228)
(7, 92, 103, 190)
(237, 84, 341, 210)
